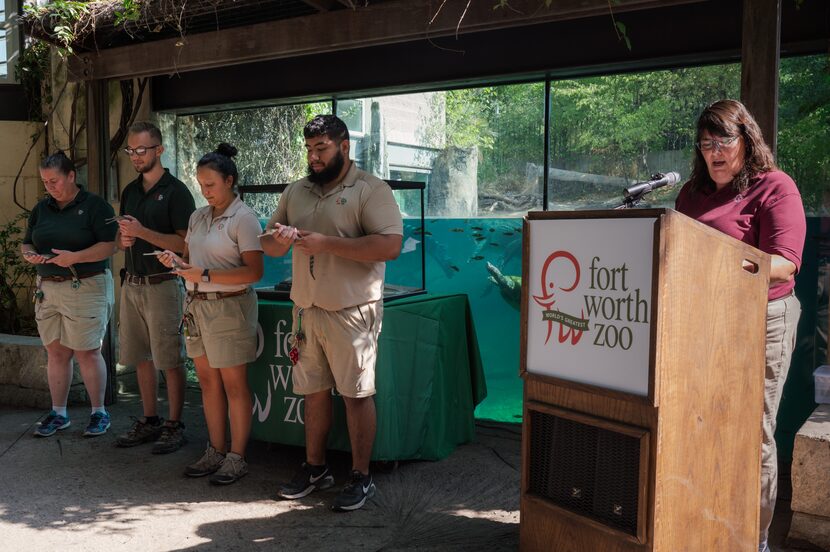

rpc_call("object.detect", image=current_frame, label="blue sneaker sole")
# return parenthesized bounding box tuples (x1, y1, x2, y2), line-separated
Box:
(83, 422, 111, 437)
(33, 420, 71, 437)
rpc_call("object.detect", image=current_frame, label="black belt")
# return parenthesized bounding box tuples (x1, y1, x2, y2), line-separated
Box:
(40, 270, 105, 282)
(187, 289, 248, 301)
(125, 273, 178, 285)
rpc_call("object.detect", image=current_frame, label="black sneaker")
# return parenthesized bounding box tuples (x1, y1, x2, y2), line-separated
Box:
(331, 470, 376, 512)
(152, 420, 187, 454)
(276, 462, 334, 499)
(115, 416, 163, 447)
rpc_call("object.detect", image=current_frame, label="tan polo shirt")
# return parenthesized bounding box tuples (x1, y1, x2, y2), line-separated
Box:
(186, 195, 263, 293)
(268, 163, 403, 311)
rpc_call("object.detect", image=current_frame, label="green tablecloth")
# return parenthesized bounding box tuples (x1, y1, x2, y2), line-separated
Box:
(248, 293, 487, 461)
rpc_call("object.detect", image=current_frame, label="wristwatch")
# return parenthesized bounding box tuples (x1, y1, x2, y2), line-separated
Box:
(201, 269, 210, 283)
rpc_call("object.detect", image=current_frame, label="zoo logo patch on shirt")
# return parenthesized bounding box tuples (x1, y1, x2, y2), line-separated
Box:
(336, 197, 347, 205)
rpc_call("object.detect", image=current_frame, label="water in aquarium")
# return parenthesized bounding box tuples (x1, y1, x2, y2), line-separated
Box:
(258, 216, 524, 423)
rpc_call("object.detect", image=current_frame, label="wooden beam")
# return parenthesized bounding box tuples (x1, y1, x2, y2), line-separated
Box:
(67, 0, 706, 81)
(299, 0, 341, 12)
(740, 0, 781, 155)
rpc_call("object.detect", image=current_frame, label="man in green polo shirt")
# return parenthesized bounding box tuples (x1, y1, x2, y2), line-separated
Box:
(114, 122, 195, 454)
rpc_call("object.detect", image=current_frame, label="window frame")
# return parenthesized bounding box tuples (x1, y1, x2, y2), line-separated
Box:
(0, 0, 20, 84)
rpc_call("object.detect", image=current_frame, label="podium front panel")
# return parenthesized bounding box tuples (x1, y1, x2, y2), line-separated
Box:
(525, 217, 656, 396)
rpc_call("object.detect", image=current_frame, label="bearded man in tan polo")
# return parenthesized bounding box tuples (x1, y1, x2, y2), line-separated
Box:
(261, 114, 402, 512)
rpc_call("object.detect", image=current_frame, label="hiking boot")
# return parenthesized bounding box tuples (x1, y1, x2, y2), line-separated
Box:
(34, 411, 70, 437)
(209, 452, 248, 485)
(331, 470, 376, 512)
(83, 412, 111, 437)
(184, 445, 225, 477)
(115, 416, 164, 447)
(277, 462, 334, 499)
(152, 420, 187, 455)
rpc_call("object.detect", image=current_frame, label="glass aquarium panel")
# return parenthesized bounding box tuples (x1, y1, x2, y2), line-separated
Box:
(549, 64, 740, 210)
(337, 83, 545, 218)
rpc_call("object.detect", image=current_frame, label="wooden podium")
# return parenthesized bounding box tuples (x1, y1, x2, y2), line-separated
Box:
(519, 209, 770, 552)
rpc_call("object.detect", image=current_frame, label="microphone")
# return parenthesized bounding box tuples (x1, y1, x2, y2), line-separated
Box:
(624, 172, 681, 198)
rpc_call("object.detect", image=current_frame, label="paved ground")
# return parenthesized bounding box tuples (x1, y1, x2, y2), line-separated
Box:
(0, 390, 811, 551)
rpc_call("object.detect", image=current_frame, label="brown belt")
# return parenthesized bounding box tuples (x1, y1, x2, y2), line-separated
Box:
(40, 270, 105, 283)
(125, 272, 178, 285)
(187, 289, 248, 301)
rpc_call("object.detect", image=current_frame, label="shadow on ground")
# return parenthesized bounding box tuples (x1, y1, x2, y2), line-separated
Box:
(0, 392, 520, 551)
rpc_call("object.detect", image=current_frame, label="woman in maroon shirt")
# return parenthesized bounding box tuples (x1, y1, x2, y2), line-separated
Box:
(675, 99, 806, 552)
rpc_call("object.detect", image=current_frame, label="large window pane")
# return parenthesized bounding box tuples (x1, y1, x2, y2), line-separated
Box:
(175, 102, 330, 217)
(549, 64, 740, 209)
(778, 54, 830, 215)
(337, 84, 545, 218)
(337, 85, 544, 420)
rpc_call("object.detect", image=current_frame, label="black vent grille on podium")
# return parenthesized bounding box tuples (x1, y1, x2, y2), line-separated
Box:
(528, 409, 641, 536)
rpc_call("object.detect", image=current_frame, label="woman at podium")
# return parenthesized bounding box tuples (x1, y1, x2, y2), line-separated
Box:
(675, 99, 806, 552)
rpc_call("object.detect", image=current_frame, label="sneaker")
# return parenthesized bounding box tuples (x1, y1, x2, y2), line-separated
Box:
(152, 421, 187, 455)
(209, 452, 248, 485)
(184, 445, 225, 477)
(331, 470, 376, 512)
(115, 416, 164, 447)
(34, 411, 71, 437)
(277, 462, 335, 499)
(83, 412, 111, 437)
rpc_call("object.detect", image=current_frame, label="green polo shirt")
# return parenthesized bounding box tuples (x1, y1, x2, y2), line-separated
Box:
(119, 169, 195, 275)
(24, 187, 117, 278)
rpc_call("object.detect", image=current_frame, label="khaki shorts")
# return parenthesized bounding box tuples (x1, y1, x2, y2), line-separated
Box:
(35, 271, 114, 351)
(184, 288, 258, 368)
(292, 301, 382, 398)
(119, 278, 186, 370)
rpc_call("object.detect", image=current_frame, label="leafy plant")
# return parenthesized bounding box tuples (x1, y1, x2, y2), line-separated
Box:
(24, 0, 90, 56)
(14, 39, 51, 121)
(0, 214, 37, 335)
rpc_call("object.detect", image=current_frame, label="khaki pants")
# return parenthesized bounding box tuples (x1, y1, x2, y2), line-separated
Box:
(759, 292, 800, 545)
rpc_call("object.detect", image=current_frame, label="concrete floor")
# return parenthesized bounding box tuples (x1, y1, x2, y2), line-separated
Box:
(0, 390, 812, 551)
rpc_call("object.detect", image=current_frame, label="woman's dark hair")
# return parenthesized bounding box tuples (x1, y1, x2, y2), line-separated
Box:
(39, 151, 76, 176)
(689, 99, 777, 193)
(197, 143, 239, 186)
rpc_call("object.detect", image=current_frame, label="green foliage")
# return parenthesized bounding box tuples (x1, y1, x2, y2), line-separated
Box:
(113, 0, 141, 26)
(176, 103, 332, 217)
(0, 214, 37, 335)
(24, 0, 90, 56)
(778, 55, 830, 212)
(445, 87, 498, 151)
(14, 39, 51, 121)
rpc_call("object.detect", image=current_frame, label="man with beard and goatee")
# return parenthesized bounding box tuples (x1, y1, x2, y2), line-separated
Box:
(114, 122, 195, 454)
(261, 114, 402, 511)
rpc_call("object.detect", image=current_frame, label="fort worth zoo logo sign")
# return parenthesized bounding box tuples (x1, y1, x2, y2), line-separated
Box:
(532, 251, 650, 350)
(526, 218, 655, 395)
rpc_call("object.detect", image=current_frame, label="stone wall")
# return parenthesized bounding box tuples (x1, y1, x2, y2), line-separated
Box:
(787, 404, 830, 550)
(0, 333, 86, 408)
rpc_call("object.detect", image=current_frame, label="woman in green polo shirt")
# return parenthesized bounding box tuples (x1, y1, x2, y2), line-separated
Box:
(21, 152, 117, 438)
